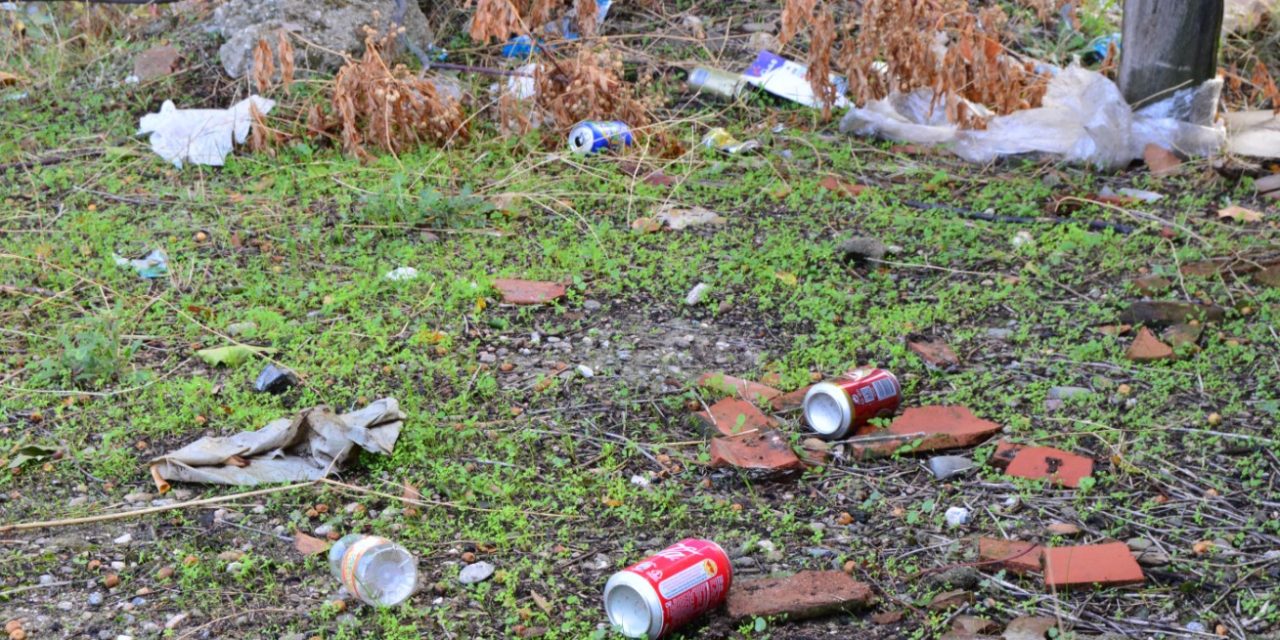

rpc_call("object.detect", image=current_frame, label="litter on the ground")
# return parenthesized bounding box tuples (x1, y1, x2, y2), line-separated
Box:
(149, 397, 404, 488)
(604, 539, 731, 639)
(977, 537, 1043, 575)
(848, 405, 1002, 458)
(743, 51, 851, 109)
(384, 266, 420, 281)
(701, 128, 760, 154)
(252, 362, 298, 394)
(709, 429, 804, 472)
(840, 66, 1224, 169)
(329, 533, 418, 606)
(113, 249, 168, 279)
(803, 368, 902, 440)
(1225, 110, 1280, 158)
(694, 397, 777, 437)
(687, 67, 746, 99)
(569, 120, 634, 154)
(137, 96, 275, 168)
(944, 506, 971, 528)
(927, 455, 975, 481)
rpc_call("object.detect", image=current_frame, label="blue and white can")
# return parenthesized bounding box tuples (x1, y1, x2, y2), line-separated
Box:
(568, 120, 633, 154)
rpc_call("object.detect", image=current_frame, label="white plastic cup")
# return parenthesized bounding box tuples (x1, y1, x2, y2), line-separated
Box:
(328, 534, 418, 607)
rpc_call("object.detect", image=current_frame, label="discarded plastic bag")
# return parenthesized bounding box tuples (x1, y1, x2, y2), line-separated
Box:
(137, 96, 275, 168)
(149, 397, 404, 488)
(840, 66, 1224, 170)
(1225, 110, 1280, 159)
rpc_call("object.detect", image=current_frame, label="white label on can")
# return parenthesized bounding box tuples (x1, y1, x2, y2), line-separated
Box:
(657, 559, 718, 599)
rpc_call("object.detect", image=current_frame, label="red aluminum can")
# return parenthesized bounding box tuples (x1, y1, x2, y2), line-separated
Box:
(803, 367, 901, 440)
(603, 539, 733, 639)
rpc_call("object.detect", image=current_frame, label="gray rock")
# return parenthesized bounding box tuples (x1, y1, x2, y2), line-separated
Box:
(986, 328, 1013, 340)
(225, 321, 257, 337)
(459, 561, 495, 585)
(67, 496, 89, 507)
(88, 592, 104, 607)
(576, 364, 594, 378)
(805, 547, 835, 559)
(944, 506, 971, 528)
(755, 540, 783, 562)
(114, 533, 133, 545)
(57, 601, 74, 611)
(124, 492, 153, 503)
(39, 574, 55, 585)
(207, 0, 433, 79)
(837, 236, 887, 263)
(925, 566, 981, 590)
(226, 562, 244, 574)
(479, 352, 497, 364)
(583, 300, 602, 311)
(314, 523, 334, 537)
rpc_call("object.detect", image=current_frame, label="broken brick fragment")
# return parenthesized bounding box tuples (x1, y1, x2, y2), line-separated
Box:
(726, 570, 874, 621)
(977, 537, 1043, 575)
(697, 373, 781, 403)
(694, 397, 776, 437)
(1042, 542, 1145, 589)
(709, 430, 803, 472)
(988, 440, 1022, 470)
(1005, 446, 1094, 488)
(493, 279, 566, 305)
(907, 336, 960, 370)
(769, 385, 812, 412)
(849, 406, 1001, 458)
(1125, 327, 1174, 362)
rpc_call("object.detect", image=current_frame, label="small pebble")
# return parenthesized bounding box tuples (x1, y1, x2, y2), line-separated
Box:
(314, 524, 334, 537)
(944, 506, 971, 528)
(583, 300, 602, 311)
(225, 562, 243, 574)
(685, 283, 710, 306)
(39, 574, 55, 586)
(576, 364, 594, 378)
(87, 592, 103, 607)
(113, 533, 132, 545)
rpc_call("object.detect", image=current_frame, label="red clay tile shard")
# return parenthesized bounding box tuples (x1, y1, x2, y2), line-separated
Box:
(988, 439, 1023, 470)
(697, 373, 781, 403)
(709, 430, 803, 472)
(726, 570, 874, 621)
(907, 336, 960, 370)
(871, 610, 905, 625)
(1143, 144, 1182, 176)
(977, 537, 1043, 575)
(769, 385, 812, 411)
(1003, 616, 1058, 640)
(1125, 327, 1174, 362)
(493, 279, 566, 305)
(1042, 542, 1145, 589)
(694, 397, 777, 436)
(819, 175, 867, 199)
(1005, 446, 1094, 488)
(851, 406, 1001, 458)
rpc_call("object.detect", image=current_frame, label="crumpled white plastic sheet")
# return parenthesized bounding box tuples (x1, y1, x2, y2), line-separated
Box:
(150, 397, 404, 487)
(840, 66, 1226, 169)
(137, 95, 275, 168)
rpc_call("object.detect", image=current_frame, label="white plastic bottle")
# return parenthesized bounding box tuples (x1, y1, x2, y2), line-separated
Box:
(328, 534, 418, 607)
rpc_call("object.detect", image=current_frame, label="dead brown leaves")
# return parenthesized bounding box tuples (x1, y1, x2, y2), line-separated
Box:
(331, 28, 467, 158)
(533, 47, 649, 130)
(785, 0, 1051, 126)
(470, 0, 524, 43)
(251, 30, 296, 94)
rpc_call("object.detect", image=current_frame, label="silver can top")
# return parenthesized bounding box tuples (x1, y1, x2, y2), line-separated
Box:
(803, 382, 853, 439)
(604, 570, 663, 639)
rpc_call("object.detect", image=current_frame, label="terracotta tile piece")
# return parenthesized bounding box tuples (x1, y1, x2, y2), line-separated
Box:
(1005, 446, 1094, 488)
(726, 570, 873, 621)
(708, 430, 802, 472)
(493, 279, 566, 305)
(694, 397, 776, 437)
(977, 537, 1043, 575)
(1043, 542, 1145, 589)
(697, 373, 781, 403)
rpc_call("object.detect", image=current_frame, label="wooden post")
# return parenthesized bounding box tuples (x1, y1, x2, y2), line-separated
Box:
(1118, 0, 1224, 106)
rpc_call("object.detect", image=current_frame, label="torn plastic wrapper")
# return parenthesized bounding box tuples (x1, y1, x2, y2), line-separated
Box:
(840, 66, 1225, 170)
(149, 397, 404, 489)
(137, 96, 275, 168)
(113, 249, 169, 279)
(1224, 110, 1280, 158)
(743, 51, 852, 110)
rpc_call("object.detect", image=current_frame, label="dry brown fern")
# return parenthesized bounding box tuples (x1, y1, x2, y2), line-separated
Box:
(470, 0, 524, 43)
(330, 28, 467, 158)
(779, 0, 816, 47)
(533, 47, 649, 131)
(252, 38, 275, 94)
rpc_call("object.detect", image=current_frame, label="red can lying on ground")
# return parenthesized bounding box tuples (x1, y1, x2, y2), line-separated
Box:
(603, 539, 733, 639)
(803, 367, 902, 440)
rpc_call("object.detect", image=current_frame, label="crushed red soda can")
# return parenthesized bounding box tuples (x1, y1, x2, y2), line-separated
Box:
(803, 367, 902, 440)
(603, 538, 732, 639)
